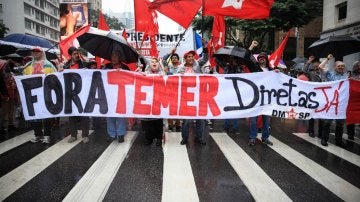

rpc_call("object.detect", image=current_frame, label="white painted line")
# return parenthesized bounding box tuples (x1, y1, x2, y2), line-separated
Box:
(210, 133, 291, 202)
(63, 131, 137, 202)
(293, 133, 360, 167)
(270, 136, 360, 202)
(0, 131, 93, 201)
(162, 132, 199, 202)
(0, 131, 33, 155)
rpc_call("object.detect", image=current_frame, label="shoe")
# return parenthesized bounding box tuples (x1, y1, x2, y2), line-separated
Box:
(145, 139, 153, 145)
(348, 136, 355, 140)
(83, 137, 89, 143)
(262, 138, 273, 146)
(168, 125, 173, 131)
(117, 136, 124, 143)
(68, 137, 77, 143)
(156, 139, 162, 146)
(107, 136, 115, 142)
(248, 139, 255, 146)
(195, 138, 206, 145)
(308, 132, 315, 137)
(30, 136, 42, 143)
(335, 140, 345, 147)
(180, 139, 187, 145)
(321, 139, 328, 146)
(176, 126, 181, 132)
(42, 136, 50, 144)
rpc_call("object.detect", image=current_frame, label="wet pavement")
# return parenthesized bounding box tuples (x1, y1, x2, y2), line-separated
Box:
(0, 117, 359, 201)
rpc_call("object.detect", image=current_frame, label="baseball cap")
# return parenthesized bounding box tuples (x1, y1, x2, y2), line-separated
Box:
(183, 50, 197, 58)
(31, 46, 43, 52)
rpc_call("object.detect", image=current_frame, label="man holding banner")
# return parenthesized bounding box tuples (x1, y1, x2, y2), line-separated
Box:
(248, 41, 274, 147)
(179, 45, 209, 146)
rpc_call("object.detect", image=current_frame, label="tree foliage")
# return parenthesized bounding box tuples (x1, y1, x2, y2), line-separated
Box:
(192, 0, 323, 51)
(89, 9, 125, 30)
(0, 22, 10, 39)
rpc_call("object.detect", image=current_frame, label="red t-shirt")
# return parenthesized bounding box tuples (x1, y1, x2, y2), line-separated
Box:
(70, 63, 79, 69)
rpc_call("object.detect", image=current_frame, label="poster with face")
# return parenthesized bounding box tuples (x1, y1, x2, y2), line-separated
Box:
(59, 0, 89, 40)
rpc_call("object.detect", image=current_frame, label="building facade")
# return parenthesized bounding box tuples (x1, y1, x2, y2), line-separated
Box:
(321, 0, 360, 68)
(0, 0, 60, 44)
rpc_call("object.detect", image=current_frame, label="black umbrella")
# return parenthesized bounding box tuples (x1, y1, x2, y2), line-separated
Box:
(291, 57, 307, 64)
(213, 46, 255, 67)
(0, 44, 17, 56)
(1, 53, 23, 59)
(16, 48, 58, 60)
(77, 27, 139, 63)
(308, 35, 360, 59)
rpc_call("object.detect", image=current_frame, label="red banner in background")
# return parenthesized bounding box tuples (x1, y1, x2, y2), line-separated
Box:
(346, 79, 360, 124)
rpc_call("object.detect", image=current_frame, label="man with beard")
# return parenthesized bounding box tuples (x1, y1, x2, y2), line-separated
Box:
(61, 47, 90, 144)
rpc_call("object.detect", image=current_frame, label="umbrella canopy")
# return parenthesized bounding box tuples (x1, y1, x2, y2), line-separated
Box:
(213, 46, 255, 67)
(291, 57, 307, 64)
(1, 53, 23, 59)
(308, 35, 360, 59)
(16, 48, 58, 60)
(2, 33, 53, 48)
(0, 44, 17, 56)
(77, 27, 139, 63)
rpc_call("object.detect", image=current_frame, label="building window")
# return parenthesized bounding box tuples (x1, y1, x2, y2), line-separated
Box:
(25, 19, 32, 30)
(337, 2, 347, 21)
(24, 4, 31, 15)
(41, 25, 45, 35)
(36, 24, 40, 34)
(0, 4, 3, 13)
(35, 0, 40, 7)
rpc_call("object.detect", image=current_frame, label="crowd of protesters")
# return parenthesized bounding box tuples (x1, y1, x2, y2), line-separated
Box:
(0, 40, 359, 149)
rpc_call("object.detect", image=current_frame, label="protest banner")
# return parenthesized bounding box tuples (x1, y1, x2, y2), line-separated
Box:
(14, 70, 350, 121)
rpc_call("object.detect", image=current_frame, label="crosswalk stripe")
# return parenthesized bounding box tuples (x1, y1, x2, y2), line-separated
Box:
(0, 131, 33, 155)
(162, 132, 199, 202)
(0, 131, 92, 201)
(293, 133, 360, 167)
(210, 133, 291, 202)
(270, 136, 360, 202)
(63, 132, 137, 202)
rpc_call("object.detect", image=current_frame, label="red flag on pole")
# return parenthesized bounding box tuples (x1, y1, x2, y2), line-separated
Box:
(59, 24, 90, 60)
(204, 0, 274, 19)
(98, 11, 110, 31)
(134, 0, 159, 36)
(346, 79, 360, 125)
(96, 10, 110, 68)
(122, 28, 128, 41)
(150, 0, 202, 29)
(208, 16, 225, 72)
(268, 31, 290, 68)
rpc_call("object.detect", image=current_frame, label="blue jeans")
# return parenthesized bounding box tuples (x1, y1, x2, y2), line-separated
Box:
(181, 119, 204, 140)
(224, 119, 238, 130)
(107, 117, 126, 137)
(249, 116, 270, 140)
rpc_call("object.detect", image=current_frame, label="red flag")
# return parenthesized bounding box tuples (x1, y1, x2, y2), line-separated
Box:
(204, 0, 274, 19)
(149, 35, 159, 57)
(207, 16, 225, 72)
(98, 11, 110, 31)
(268, 31, 290, 68)
(346, 79, 360, 125)
(59, 24, 90, 60)
(122, 28, 128, 41)
(150, 0, 202, 29)
(96, 10, 110, 68)
(134, 0, 159, 36)
(211, 15, 225, 48)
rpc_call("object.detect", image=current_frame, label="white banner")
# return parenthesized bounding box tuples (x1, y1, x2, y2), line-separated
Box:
(113, 28, 196, 58)
(15, 70, 349, 120)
